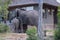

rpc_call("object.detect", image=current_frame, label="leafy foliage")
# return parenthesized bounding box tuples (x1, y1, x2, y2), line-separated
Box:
(0, 22, 10, 33)
(0, 0, 11, 20)
(26, 27, 38, 40)
(54, 7, 60, 40)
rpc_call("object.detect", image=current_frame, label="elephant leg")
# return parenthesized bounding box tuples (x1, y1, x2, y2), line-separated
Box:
(14, 23, 18, 33)
(23, 24, 27, 33)
(18, 24, 22, 33)
(14, 25, 16, 33)
(15, 23, 19, 33)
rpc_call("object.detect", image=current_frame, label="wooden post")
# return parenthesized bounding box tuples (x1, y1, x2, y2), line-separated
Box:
(38, 0, 44, 40)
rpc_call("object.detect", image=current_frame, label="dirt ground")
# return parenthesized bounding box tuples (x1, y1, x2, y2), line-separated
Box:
(0, 33, 27, 40)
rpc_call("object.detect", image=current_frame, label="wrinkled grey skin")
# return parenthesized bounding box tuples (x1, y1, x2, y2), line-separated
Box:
(16, 9, 39, 27)
(11, 17, 19, 33)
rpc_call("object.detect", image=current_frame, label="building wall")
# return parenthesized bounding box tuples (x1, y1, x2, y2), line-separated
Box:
(43, 8, 54, 30)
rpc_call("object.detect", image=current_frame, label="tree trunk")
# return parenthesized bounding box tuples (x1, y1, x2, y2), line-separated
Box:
(38, 0, 44, 40)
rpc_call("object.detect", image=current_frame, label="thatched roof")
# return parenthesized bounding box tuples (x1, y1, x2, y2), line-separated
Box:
(9, 0, 60, 7)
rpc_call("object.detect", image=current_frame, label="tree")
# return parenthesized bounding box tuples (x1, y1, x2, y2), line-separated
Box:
(38, 0, 44, 40)
(54, 7, 60, 40)
(0, 0, 11, 22)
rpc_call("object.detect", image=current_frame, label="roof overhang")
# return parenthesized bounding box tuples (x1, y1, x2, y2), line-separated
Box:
(9, 0, 60, 7)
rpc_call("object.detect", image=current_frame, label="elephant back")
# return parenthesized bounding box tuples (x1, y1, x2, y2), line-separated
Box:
(24, 10, 39, 26)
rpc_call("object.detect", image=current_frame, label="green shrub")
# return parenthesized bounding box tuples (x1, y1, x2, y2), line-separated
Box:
(26, 27, 38, 40)
(54, 7, 60, 40)
(0, 22, 10, 33)
(54, 27, 60, 40)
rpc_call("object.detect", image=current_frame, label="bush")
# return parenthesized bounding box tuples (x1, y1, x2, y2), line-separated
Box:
(0, 22, 10, 33)
(54, 25, 60, 40)
(26, 26, 38, 40)
(54, 7, 60, 40)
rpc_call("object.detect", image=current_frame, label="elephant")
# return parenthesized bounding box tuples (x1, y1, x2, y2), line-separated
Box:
(15, 9, 39, 27)
(11, 17, 19, 33)
(8, 8, 39, 33)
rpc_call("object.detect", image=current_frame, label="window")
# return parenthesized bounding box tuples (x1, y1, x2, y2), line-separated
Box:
(22, 6, 34, 11)
(26, 6, 33, 11)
